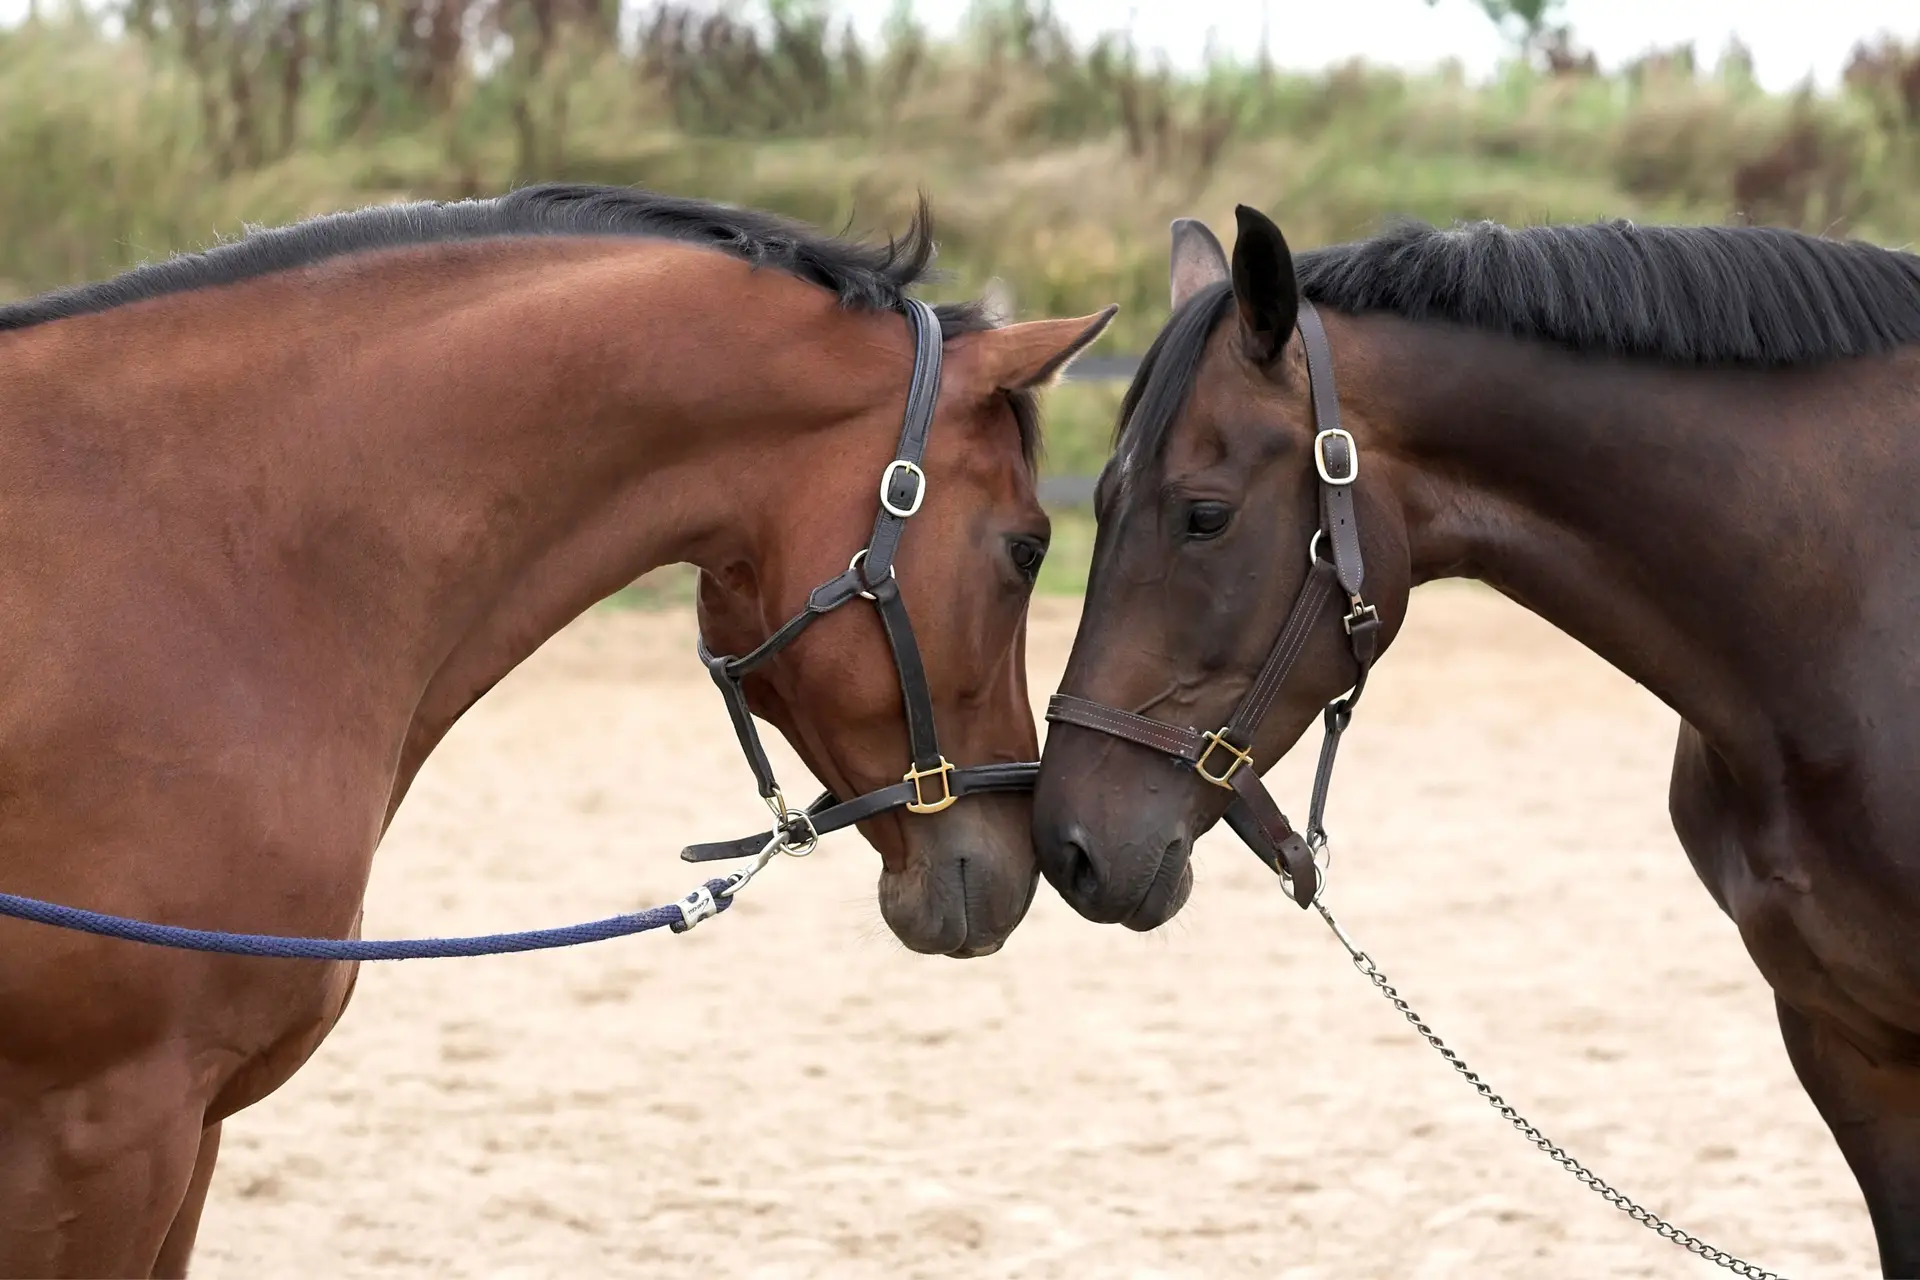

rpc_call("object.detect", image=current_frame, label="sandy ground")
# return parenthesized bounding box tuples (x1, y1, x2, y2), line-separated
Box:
(193, 584, 1879, 1279)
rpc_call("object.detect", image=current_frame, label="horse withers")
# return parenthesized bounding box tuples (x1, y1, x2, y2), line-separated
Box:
(1033, 204, 1920, 1273)
(0, 184, 1113, 1276)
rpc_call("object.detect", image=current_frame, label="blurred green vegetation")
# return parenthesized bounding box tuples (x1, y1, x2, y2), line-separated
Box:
(1034, 505, 1094, 596)
(1040, 380, 1125, 480)
(5, 1, 1920, 598)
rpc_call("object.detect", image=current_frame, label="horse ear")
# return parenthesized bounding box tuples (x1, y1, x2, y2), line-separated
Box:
(1231, 204, 1299, 367)
(968, 305, 1119, 392)
(1170, 218, 1229, 310)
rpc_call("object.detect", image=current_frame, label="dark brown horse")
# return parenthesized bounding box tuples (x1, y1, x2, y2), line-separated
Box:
(1033, 205, 1920, 1274)
(0, 183, 1113, 1276)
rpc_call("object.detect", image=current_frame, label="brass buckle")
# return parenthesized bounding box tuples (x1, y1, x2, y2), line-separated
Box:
(904, 757, 957, 814)
(1195, 730, 1252, 789)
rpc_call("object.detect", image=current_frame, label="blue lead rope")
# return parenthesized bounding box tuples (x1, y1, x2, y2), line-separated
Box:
(0, 878, 740, 961)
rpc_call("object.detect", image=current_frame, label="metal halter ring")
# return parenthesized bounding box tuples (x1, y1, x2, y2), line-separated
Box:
(778, 809, 819, 857)
(1277, 832, 1331, 907)
(848, 549, 896, 602)
(879, 459, 928, 519)
(761, 788, 819, 856)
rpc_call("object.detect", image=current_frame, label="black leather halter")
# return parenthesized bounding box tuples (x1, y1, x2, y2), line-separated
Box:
(682, 299, 1039, 865)
(1044, 301, 1381, 909)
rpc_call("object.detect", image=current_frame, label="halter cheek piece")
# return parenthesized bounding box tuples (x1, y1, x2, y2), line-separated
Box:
(682, 299, 1039, 865)
(1044, 301, 1381, 909)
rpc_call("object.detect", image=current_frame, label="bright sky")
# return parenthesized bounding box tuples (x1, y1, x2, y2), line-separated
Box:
(0, 0, 1910, 94)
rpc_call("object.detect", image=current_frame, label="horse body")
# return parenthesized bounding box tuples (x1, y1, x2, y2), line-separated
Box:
(1036, 208, 1920, 1271)
(1372, 324, 1920, 1061)
(0, 189, 1112, 1275)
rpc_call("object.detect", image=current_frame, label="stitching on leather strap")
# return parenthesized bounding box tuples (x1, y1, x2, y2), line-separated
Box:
(1233, 563, 1337, 734)
(1046, 695, 1202, 759)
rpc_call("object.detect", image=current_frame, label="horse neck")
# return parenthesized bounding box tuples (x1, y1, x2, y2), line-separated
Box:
(333, 243, 891, 641)
(1359, 315, 1872, 751)
(58, 239, 902, 789)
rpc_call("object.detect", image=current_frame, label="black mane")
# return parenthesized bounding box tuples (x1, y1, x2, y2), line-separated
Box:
(1119, 219, 1920, 459)
(1, 182, 1038, 459)
(1298, 219, 1920, 365)
(2, 183, 941, 330)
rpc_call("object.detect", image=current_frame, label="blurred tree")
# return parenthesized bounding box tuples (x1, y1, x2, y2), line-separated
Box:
(1426, 0, 1568, 61)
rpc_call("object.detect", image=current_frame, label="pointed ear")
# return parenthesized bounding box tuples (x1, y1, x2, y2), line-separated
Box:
(966, 305, 1119, 392)
(1170, 217, 1229, 310)
(1231, 204, 1299, 367)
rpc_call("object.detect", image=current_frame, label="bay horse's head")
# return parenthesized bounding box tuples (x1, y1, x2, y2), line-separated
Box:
(694, 263, 1115, 957)
(1034, 205, 1413, 929)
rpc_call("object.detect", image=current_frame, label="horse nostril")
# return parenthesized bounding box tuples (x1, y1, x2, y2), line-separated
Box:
(1062, 829, 1103, 904)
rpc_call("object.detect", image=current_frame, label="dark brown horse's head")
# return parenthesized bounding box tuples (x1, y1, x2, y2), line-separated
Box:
(697, 294, 1115, 957)
(1035, 206, 1412, 929)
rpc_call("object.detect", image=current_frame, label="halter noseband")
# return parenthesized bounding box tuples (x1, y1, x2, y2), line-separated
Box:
(682, 299, 1039, 865)
(1044, 301, 1381, 908)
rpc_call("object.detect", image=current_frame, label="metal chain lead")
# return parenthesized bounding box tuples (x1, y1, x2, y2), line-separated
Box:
(1310, 897, 1785, 1280)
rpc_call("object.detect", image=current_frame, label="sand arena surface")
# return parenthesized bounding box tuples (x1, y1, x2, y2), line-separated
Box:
(193, 585, 1878, 1278)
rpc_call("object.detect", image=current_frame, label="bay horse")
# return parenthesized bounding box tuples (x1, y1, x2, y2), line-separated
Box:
(0, 183, 1113, 1276)
(1032, 204, 1920, 1274)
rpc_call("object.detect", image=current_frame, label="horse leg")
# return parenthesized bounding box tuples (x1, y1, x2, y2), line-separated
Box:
(1777, 999, 1920, 1277)
(150, 1122, 222, 1279)
(0, 1061, 209, 1278)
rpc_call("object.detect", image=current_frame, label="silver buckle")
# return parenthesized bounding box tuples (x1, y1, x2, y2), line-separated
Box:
(1313, 429, 1359, 486)
(879, 459, 927, 518)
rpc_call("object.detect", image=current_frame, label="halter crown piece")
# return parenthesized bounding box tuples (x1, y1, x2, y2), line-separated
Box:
(1044, 302, 1381, 908)
(684, 299, 1041, 865)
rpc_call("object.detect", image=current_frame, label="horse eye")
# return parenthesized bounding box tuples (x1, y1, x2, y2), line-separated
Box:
(1008, 537, 1047, 582)
(1186, 502, 1233, 540)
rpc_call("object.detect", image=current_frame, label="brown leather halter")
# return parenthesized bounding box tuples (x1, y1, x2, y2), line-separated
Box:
(1044, 301, 1380, 908)
(682, 299, 1040, 865)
